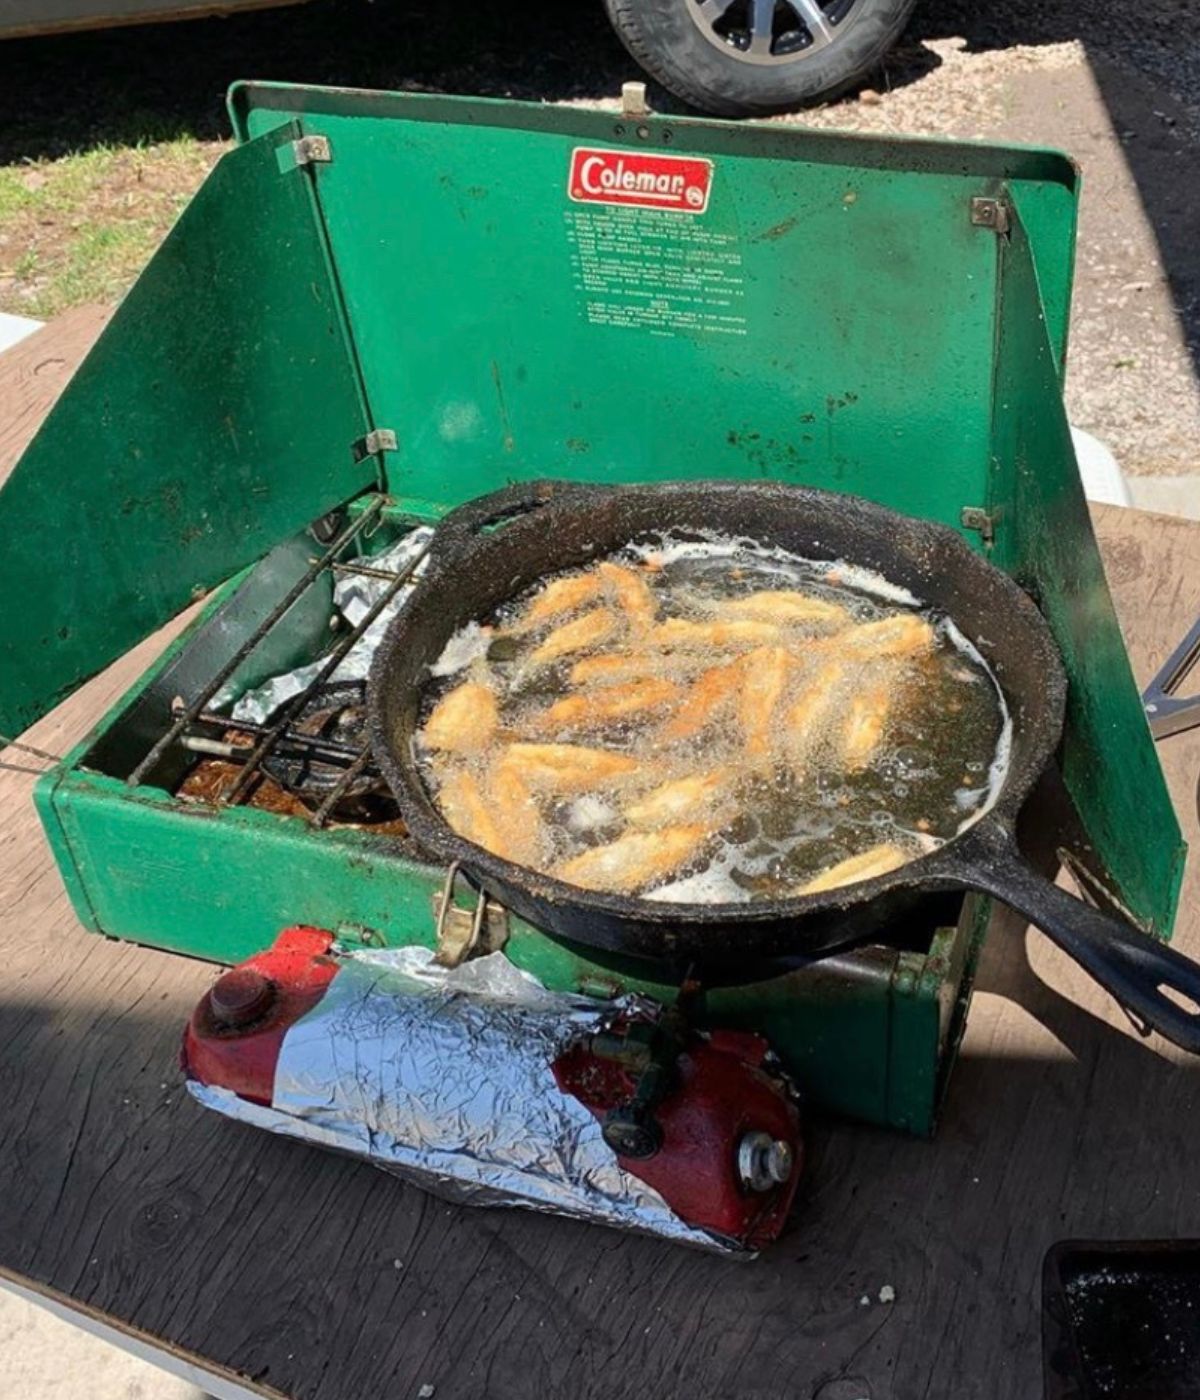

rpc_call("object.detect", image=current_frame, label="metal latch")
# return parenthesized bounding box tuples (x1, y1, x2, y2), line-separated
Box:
(432, 862, 509, 967)
(292, 134, 333, 167)
(352, 428, 398, 462)
(970, 197, 1011, 235)
(960, 506, 997, 546)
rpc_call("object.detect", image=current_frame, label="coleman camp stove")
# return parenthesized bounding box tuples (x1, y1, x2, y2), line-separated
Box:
(0, 83, 1184, 1248)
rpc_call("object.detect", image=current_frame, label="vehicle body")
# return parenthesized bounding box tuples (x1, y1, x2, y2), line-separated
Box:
(2, 0, 916, 114)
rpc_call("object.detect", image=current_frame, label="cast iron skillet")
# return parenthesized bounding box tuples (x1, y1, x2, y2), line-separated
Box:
(368, 479, 1200, 1052)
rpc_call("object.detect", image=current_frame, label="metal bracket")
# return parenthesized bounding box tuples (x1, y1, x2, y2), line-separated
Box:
(1142, 615, 1200, 739)
(432, 862, 509, 968)
(970, 197, 1011, 235)
(292, 134, 333, 167)
(960, 506, 997, 546)
(351, 428, 398, 463)
(621, 81, 651, 118)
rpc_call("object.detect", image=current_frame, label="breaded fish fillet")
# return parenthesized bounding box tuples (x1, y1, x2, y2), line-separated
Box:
(739, 646, 792, 760)
(796, 842, 910, 894)
(649, 617, 780, 650)
(659, 657, 746, 741)
(786, 659, 847, 750)
(538, 677, 679, 730)
(625, 769, 730, 827)
(505, 742, 639, 793)
(421, 682, 499, 753)
(598, 561, 658, 634)
(719, 590, 850, 628)
(488, 757, 545, 866)
(528, 608, 617, 666)
(437, 768, 507, 857)
(515, 571, 605, 630)
(569, 653, 646, 686)
(839, 614, 935, 659)
(841, 676, 894, 771)
(555, 824, 709, 893)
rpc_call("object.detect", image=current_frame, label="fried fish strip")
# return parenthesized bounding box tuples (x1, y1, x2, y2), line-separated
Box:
(569, 653, 647, 686)
(598, 560, 658, 634)
(538, 677, 679, 731)
(528, 608, 617, 666)
(719, 590, 850, 628)
(739, 646, 792, 760)
(556, 824, 710, 893)
(841, 675, 894, 771)
(505, 742, 639, 793)
(437, 768, 508, 858)
(659, 657, 746, 741)
(786, 659, 849, 774)
(488, 757, 545, 866)
(625, 769, 730, 827)
(421, 681, 499, 753)
(515, 571, 606, 630)
(796, 843, 910, 894)
(838, 614, 935, 659)
(649, 618, 780, 650)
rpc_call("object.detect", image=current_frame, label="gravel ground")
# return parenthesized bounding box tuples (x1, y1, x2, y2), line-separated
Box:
(0, 0, 1196, 472)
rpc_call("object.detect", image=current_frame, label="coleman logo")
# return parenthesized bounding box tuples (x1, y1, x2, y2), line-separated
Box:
(568, 147, 713, 214)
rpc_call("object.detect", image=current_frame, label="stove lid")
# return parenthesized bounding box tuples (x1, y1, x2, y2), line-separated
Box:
(229, 82, 1079, 529)
(0, 121, 377, 738)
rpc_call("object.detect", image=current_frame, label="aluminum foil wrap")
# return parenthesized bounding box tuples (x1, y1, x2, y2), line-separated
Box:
(187, 948, 732, 1252)
(225, 526, 433, 724)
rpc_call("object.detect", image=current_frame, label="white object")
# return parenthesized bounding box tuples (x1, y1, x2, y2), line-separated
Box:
(1070, 426, 1132, 507)
(0, 312, 43, 355)
(1127, 475, 1200, 522)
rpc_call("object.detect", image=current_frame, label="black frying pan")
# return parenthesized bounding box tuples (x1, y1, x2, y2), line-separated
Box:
(368, 480, 1200, 1052)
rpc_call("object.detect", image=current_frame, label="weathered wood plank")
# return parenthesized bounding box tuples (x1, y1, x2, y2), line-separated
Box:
(1, 317, 1198, 1399)
(0, 306, 110, 485)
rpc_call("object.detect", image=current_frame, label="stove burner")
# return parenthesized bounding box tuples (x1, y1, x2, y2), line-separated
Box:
(261, 681, 397, 824)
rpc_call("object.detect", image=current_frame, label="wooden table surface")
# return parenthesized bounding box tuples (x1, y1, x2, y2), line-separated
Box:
(2, 310, 1199, 1400)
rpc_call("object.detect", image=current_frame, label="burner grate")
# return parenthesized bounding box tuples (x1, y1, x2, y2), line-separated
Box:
(128, 498, 432, 828)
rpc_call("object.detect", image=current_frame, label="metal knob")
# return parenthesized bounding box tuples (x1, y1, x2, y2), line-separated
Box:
(209, 968, 274, 1028)
(737, 1131, 794, 1192)
(603, 1103, 663, 1159)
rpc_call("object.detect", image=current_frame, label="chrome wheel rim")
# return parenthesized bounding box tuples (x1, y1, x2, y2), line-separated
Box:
(687, 0, 864, 65)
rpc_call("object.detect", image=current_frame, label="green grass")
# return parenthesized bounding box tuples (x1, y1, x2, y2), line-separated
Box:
(0, 137, 223, 319)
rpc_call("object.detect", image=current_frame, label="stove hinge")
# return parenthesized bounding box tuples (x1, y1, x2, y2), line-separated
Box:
(352, 428, 398, 463)
(961, 505, 998, 547)
(969, 196, 1011, 236)
(291, 134, 333, 168)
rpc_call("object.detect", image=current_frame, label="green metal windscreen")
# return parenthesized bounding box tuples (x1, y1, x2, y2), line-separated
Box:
(0, 121, 376, 738)
(236, 86, 1079, 527)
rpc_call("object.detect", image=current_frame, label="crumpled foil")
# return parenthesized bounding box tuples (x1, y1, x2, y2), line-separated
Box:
(226, 526, 434, 724)
(188, 947, 737, 1253)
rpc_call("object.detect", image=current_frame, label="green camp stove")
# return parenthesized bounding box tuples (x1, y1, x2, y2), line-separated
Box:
(0, 82, 1184, 1137)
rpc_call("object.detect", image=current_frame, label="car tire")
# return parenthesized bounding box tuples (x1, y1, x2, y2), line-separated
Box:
(603, 0, 917, 116)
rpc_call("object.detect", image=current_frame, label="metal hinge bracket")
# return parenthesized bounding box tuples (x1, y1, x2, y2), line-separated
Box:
(961, 506, 997, 545)
(970, 196, 1011, 235)
(431, 862, 509, 968)
(292, 134, 333, 168)
(351, 428, 398, 462)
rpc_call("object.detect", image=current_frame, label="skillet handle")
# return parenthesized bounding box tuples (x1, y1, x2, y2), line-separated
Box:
(959, 821, 1200, 1053)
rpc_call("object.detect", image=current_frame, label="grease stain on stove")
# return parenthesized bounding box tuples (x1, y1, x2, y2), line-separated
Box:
(755, 215, 799, 243)
(725, 427, 809, 480)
